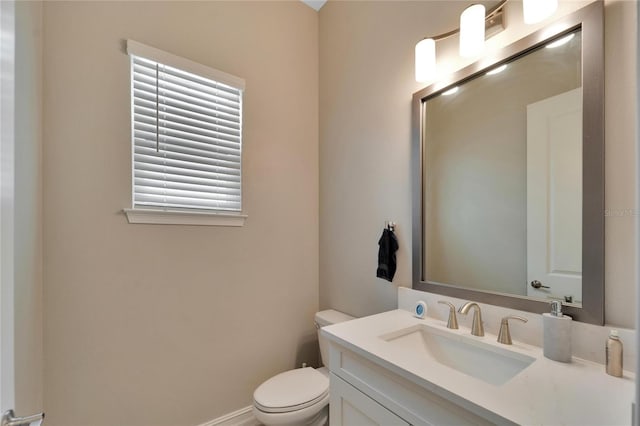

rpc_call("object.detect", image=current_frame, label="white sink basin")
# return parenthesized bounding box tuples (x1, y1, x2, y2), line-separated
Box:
(380, 324, 535, 386)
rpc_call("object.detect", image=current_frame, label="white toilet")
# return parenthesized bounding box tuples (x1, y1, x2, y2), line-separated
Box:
(252, 309, 354, 426)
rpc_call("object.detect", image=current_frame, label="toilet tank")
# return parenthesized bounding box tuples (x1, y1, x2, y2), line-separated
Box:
(315, 309, 354, 367)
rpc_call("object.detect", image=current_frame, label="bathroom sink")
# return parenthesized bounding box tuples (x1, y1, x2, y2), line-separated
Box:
(379, 324, 535, 386)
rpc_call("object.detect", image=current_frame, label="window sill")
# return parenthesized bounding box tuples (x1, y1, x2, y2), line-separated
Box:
(123, 208, 247, 226)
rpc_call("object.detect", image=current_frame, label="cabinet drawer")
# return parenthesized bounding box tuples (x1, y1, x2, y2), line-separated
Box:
(330, 373, 410, 426)
(329, 341, 509, 426)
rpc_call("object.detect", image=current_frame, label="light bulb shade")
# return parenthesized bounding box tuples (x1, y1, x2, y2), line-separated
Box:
(460, 4, 486, 58)
(415, 38, 436, 83)
(523, 0, 558, 24)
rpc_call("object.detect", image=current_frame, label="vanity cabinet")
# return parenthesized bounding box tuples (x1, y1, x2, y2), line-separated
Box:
(330, 373, 409, 426)
(324, 309, 636, 426)
(328, 340, 505, 426)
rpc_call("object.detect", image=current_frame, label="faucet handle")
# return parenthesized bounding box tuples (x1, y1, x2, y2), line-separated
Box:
(437, 301, 459, 329)
(497, 315, 528, 345)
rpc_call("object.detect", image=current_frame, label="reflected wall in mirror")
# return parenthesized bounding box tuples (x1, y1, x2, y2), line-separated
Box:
(412, 1, 604, 324)
(423, 30, 582, 304)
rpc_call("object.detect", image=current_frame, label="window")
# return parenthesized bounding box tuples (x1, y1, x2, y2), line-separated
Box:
(124, 41, 246, 226)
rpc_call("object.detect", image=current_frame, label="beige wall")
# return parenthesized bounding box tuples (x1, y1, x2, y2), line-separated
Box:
(602, 0, 637, 329)
(319, 0, 637, 327)
(42, 2, 318, 425)
(22, 0, 637, 423)
(15, 0, 43, 415)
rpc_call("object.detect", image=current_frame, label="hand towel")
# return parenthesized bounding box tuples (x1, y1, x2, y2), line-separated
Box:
(376, 228, 398, 282)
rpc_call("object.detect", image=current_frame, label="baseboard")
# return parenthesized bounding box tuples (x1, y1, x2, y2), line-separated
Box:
(197, 406, 260, 426)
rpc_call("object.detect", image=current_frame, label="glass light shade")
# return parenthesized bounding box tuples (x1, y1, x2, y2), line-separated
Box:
(460, 4, 486, 58)
(415, 38, 436, 83)
(523, 0, 558, 24)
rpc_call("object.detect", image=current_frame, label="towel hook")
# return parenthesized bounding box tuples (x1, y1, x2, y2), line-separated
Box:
(385, 221, 396, 232)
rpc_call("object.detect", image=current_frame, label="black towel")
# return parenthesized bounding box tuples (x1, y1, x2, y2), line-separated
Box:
(376, 228, 398, 282)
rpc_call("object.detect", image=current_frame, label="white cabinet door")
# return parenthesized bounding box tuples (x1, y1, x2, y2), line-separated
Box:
(330, 373, 410, 426)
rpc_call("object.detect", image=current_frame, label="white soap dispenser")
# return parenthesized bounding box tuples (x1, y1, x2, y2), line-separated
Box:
(543, 300, 572, 363)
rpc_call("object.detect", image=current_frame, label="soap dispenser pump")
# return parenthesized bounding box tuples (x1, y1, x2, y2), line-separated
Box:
(543, 300, 572, 363)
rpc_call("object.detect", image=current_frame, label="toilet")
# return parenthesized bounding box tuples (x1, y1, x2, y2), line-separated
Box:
(252, 309, 354, 426)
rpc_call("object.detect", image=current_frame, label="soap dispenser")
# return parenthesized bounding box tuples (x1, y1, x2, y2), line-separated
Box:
(605, 329, 623, 377)
(543, 300, 572, 363)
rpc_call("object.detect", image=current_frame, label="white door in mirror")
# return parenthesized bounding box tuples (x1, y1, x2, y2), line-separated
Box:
(526, 88, 583, 304)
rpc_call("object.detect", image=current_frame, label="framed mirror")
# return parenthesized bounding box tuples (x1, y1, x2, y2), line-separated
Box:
(411, 1, 604, 324)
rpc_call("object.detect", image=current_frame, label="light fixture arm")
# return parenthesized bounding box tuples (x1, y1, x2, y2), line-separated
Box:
(421, 0, 508, 42)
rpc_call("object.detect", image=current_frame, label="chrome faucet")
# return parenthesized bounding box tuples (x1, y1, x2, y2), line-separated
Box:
(458, 302, 484, 336)
(497, 315, 528, 345)
(437, 301, 458, 329)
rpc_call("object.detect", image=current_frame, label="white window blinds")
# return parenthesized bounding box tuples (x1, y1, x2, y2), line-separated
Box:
(128, 41, 245, 213)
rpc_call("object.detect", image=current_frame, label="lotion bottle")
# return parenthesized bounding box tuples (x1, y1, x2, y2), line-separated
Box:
(606, 330, 623, 377)
(543, 300, 572, 363)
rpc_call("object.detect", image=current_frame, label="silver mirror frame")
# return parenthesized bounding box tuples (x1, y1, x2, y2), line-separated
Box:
(411, 1, 604, 325)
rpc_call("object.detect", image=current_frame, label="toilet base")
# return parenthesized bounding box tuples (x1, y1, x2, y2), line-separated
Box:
(306, 406, 328, 426)
(253, 404, 328, 426)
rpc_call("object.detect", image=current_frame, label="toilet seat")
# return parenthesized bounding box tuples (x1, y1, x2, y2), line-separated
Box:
(252, 399, 328, 426)
(253, 367, 329, 413)
(255, 390, 328, 414)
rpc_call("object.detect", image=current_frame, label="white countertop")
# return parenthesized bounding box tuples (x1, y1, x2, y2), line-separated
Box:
(322, 309, 635, 426)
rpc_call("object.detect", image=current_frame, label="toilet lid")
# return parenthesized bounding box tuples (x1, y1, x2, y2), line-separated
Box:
(253, 367, 329, 413)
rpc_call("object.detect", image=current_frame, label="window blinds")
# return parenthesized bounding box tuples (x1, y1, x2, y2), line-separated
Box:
(128, 41, 244, 212)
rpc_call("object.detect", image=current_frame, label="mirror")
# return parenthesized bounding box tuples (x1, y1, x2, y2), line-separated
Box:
(411, 2, 604, 324)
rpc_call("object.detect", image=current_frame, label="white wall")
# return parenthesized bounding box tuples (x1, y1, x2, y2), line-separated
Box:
(319, 0, 637, 328)
(14, 0, 43, 416)
(42, 2, 318, 425)
(636, 1, 640, 418)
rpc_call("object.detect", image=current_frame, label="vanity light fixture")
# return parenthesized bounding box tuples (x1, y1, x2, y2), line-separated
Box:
(415, 0, 559, 83)
(486, 64, 507, 76)
(545, 33, 575, 49)
(415, 38, 437, 83)
(460, 4, 486, 58)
